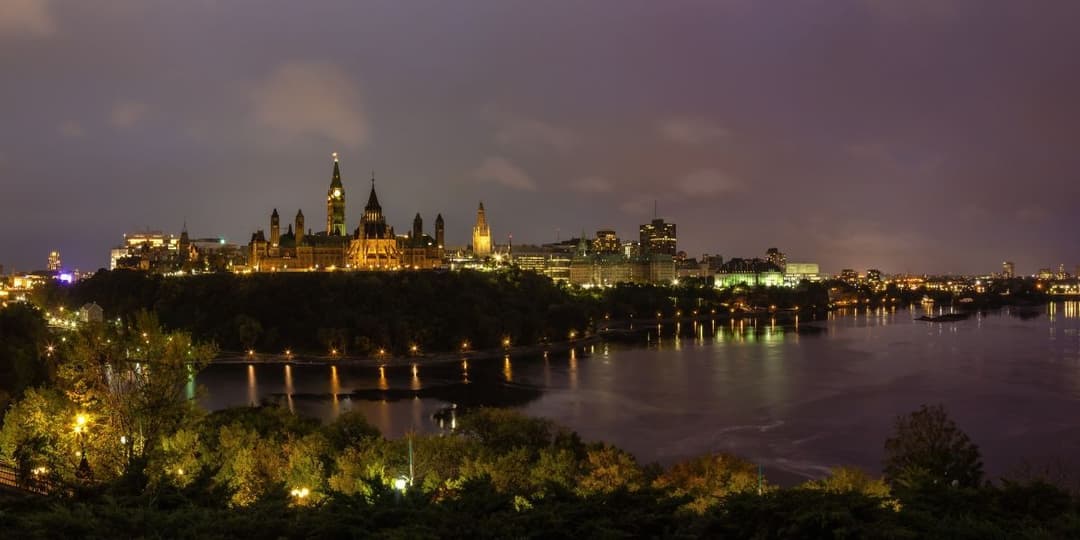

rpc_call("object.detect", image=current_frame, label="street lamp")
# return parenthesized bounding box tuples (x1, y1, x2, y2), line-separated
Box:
(73, 414, 92, 481)
(392, 477, 408, 492)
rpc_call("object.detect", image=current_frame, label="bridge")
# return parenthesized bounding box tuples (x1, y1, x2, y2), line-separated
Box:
(0, 462, 59, 496)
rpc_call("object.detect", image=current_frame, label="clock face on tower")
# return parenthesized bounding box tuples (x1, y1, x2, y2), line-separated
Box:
(333, 188, 341, 198)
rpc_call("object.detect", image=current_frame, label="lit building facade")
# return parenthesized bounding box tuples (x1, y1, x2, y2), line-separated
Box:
(1002, 261, 1015, 278)
(472, 202, 492, 257)
(347, 178, 401, 269)
(639, 219, 676, 256)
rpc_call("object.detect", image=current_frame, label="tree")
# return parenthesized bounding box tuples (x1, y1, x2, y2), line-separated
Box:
(654, 452, 761, 513)
(577, 443, 645, 495)
(54, 312, 217, 480)
(0, 303, 50, 409)
(883, 404, 983, 490)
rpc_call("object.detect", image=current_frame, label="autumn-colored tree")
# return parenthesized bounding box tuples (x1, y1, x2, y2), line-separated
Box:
(655, 452, 762, 513)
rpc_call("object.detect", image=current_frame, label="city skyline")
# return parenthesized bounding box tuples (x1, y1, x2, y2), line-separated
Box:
(3, 1, 1080, 273)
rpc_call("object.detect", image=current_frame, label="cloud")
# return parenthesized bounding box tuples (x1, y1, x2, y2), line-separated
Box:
(0, 0, 56, 37)
(496, 118, 578, 151)
(1015, 204, 1049, 224)
(573, 176, 614, 193)
(110, 101, 150, 129)
(619, 198, 654, 216)
(251, 62, 368, 148)
(676, 169, 741, 196)
(484, 107, 578, 152)
(58, 121, 84, 137)
(659, 116, 729, 145)
(471, 156, 536, 191)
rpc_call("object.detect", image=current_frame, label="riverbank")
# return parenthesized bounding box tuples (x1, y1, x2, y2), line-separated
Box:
(212, 333, 605, 368)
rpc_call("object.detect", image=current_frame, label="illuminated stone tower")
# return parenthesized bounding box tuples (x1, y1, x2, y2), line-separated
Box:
(412, 213, 423, 243)
(270, 208, 280, 247)
(472, 202, 492, 257)
(295, 209, 305, 245)
(435, 213, 445, 250)
(326, 152, 346, 236)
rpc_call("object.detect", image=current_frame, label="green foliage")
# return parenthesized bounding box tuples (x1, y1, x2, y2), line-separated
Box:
(0, 387, 78, 480)
(64, 269, 588, 355)
(883, 404, 984, 491)
(322, 409, 381, 451)
(804, 466, 894, 500)
(697, 488, 911, 539)
(0, 303, 50, 411)
(654, 451, 762, 513)
(577, 443, 646, 495)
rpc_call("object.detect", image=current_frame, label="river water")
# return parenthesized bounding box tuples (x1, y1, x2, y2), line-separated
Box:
(197, 302, 1080, 482)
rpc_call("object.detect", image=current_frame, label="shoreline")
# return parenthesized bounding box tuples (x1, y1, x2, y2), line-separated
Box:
(211, 333, 605, 368)
(208, 301, 1050, 367)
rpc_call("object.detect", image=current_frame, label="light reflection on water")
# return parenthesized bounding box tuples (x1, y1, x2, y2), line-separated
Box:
(198, 302, 1080, 482)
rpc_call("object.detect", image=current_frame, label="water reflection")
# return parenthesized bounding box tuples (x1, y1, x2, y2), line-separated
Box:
(198, 303, 1080, 483)
(247, 364, 256, 406)
(284, 364, 294, 413)
(378, 366, 389, 391)
(330, 366, 340, 416)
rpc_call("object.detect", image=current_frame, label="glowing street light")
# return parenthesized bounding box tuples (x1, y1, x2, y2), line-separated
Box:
(74, 414, 88, 434)
(392, 477, 408, 492)
(290, 487, 311, 499)
(502, 337, 511, 348)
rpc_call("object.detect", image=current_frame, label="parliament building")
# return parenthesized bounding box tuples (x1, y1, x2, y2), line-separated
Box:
(248, 154, 444, 271)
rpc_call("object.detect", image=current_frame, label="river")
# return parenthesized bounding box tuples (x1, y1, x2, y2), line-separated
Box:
(197, 302, 1080, 483)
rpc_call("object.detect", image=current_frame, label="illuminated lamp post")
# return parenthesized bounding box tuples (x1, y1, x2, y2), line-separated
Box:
(73, 414, 92, 481)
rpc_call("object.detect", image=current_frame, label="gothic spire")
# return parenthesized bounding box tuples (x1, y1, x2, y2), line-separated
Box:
(330, 152, 343, 189)
(365, 172, 381, 212)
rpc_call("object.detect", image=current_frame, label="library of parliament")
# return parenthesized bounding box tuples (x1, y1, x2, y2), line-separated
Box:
(248, 154, 490, 271)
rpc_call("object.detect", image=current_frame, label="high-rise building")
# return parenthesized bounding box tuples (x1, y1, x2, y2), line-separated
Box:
(866, 268, 883, 283)
(1002, 261, 1015, 278)
(639, 218, 676, 256)
(326, 153, 346, 236)
(766, 248, 786, 271)
(1057, 263, 1067, 280)
(47, 251, 61, 271)
(472, 202, 492, 257)
(593, 230, 620, 254)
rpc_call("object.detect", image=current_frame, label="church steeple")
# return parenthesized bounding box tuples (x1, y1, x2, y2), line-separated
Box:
(326, 152, 346, 236)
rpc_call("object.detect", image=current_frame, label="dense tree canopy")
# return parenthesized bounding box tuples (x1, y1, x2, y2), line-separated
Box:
(883, 404, 984, 491)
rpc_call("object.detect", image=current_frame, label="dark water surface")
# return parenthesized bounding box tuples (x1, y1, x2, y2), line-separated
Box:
(197, 302, 1080, 482)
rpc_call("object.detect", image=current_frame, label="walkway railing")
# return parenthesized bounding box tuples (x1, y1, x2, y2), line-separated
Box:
(0, 462, 58, 496)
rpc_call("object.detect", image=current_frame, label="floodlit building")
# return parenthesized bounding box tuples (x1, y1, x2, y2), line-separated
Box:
(471, 202, 493, 257)
(784, 262, 821, 285)
(716, 258, 785, 288)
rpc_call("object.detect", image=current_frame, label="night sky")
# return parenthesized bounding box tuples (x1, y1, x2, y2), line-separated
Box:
(2, 0, 1078, 274)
